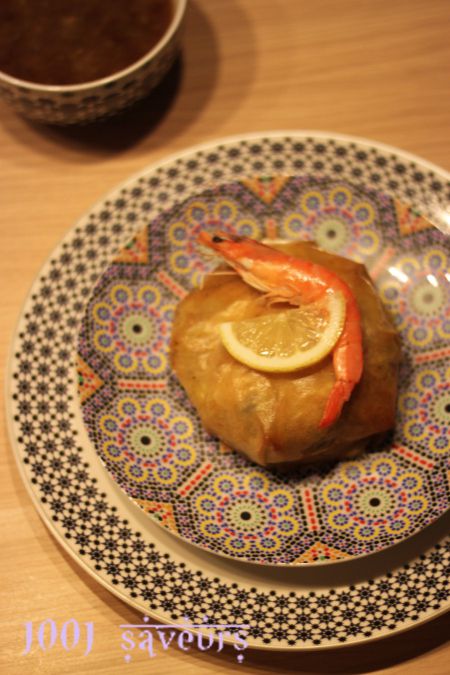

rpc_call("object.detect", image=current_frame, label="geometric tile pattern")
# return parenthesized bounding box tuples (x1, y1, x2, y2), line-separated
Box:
(77, 176, 450, 564)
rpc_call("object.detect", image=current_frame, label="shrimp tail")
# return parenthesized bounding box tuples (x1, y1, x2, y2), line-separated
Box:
(319, 300, 363, 428)
(319, 380, 354, 428)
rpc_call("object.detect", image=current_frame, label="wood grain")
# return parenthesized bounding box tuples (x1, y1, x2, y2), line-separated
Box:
(1, 0, 449, 673)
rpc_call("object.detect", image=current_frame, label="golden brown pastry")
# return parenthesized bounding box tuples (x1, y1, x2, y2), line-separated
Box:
(170, 241, 400, 467)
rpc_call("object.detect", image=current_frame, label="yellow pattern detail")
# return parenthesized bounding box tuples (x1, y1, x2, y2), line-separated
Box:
(293, 541, 350, 564)
(152, 465, 178, 485)
(269, 489, 295, 512)
(301, 189, 325, 213)
(354, 524, 380, 541)
(395, 201, 433, 236)
(213, 199, 238, 222)
(115, 226, 149, 264)
(117, 396, 139, 418)
(242, 176, 289, 204)
(385, 515, 411, 536)
(135, 499, 178, 533)
(136, 284, 161, 306)
(351, 200, 376, 227)
(243, 471, 270, 493)
(329, 185, 352, 206)
(124, 463, 149, 483)
(77, 355, 104, 404)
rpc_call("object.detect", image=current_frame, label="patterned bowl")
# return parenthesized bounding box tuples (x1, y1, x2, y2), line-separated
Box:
(0, 0, 186, 125)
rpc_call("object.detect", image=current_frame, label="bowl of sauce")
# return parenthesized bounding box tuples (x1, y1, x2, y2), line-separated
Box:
(0, 0, 186, 124)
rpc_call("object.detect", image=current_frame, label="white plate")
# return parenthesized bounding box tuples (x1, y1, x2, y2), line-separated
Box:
(6, 132, 450, 650)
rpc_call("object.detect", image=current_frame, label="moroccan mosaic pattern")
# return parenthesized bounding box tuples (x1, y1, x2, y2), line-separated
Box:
(77, 176, 450, 565)
(8, 135, 450, 648)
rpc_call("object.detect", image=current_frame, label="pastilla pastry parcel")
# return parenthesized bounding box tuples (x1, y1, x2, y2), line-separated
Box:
(171, 234, 400, 467)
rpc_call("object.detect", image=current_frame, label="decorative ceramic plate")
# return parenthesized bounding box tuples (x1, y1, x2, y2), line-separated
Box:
(7, 133, 450, 649)
(75, 141, 450, 566)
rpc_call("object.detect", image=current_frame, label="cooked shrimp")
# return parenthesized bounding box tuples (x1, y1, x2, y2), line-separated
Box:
(198, 231, 363, 428)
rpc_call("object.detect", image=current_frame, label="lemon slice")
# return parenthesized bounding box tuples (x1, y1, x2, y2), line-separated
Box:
(219, 291, 346, 372)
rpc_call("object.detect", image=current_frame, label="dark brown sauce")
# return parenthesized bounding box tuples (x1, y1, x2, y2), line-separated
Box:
(0, 0, 173, 85)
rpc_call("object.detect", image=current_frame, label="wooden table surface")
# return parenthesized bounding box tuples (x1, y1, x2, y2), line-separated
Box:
(1, 1, 449, 673)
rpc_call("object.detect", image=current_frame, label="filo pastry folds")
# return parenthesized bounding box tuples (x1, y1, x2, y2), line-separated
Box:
(170, 241, 401, 467)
